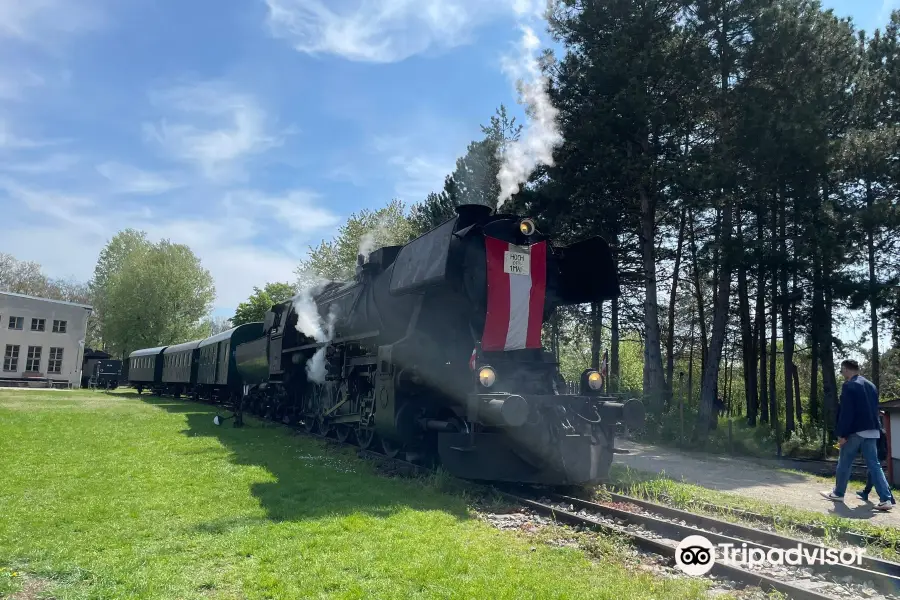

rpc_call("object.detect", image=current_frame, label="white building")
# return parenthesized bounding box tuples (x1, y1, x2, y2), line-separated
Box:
(0, 291, 92, 388)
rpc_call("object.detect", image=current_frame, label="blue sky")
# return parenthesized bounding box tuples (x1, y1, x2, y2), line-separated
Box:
(0, 0, 894, 319)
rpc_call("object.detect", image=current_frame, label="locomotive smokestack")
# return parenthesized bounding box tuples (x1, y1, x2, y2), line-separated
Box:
(454, 203, 492, 229)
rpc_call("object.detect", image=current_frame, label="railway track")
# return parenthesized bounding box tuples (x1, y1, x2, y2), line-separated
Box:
(502, 490, 900, 600)
(611, 486, 899, 552)
(178, 396, 900, 599)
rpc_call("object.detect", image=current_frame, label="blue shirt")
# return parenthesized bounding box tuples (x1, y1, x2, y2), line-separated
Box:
(836, 375, 882, 439)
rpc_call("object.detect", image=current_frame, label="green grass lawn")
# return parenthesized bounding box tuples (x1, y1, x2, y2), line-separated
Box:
(0, 389, 713, 600)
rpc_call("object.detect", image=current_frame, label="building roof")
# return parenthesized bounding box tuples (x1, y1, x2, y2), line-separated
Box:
(0, 290, 92, 310)
(880, 399, 900, 411)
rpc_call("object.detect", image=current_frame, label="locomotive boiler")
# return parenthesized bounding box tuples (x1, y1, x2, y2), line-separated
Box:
(233, 204, 644, 485)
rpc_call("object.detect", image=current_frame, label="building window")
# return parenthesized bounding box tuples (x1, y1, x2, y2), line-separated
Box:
(48, 348, 63, 374)
(52, 320, 67, 333)
(25, 346, 42, 372)
(31, 318, 45, 332)
(7, 316, 23, 330)
(3, 345, 19, 372)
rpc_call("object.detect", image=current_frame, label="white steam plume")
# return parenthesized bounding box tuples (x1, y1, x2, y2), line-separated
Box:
(357, 214, 395, 262)
(292, 272, 337, 384)
(496, 8, 563, 209)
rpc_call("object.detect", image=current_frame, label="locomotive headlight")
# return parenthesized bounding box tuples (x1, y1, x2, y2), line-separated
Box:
(519, 218, 536, 236)
(587, 370, 603, 390)
(478, 366, 496, 388)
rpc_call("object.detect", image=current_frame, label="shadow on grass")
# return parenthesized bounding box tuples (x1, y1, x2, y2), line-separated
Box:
(112, 391, 472, 526)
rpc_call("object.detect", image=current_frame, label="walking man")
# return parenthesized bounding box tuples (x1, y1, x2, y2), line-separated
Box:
(820, 359, 894, 511)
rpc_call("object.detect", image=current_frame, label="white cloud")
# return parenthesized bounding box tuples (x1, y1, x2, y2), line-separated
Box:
(371, 134, 455, 201)
(1, 177, 342, 313)
(0, 0, 106, 45)
(225, 189, 343, 233)
(0, 119, 58, 149)
(264, 0, 523, 63)
(386, 154, 452, 200)
(96, 161, 183, 195)
(143, 81, 282, 183)
(0, 69, 44, 101)
(2, 153, 80, 174)
(0, 177, 102, 233)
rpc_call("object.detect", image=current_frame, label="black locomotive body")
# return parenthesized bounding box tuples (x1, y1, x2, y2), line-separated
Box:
(232, 205, 644, 485)
(91, 360, 122, 389)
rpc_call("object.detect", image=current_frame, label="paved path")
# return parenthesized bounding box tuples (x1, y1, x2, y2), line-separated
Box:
(614, 440, 900, 527)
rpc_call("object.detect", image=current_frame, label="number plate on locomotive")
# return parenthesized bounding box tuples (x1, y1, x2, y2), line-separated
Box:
(503, 250, 530, 275)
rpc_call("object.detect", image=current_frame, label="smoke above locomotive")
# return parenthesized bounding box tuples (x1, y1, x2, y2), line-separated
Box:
(228, 203, 644, 486)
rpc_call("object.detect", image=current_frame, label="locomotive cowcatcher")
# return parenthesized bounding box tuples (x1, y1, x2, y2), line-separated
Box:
(232, 204, 644, 485)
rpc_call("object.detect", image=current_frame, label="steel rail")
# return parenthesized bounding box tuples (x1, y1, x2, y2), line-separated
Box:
(507, 493, 842, 600)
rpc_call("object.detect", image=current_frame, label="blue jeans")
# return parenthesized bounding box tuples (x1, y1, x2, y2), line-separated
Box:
(834, 434, 892, 502)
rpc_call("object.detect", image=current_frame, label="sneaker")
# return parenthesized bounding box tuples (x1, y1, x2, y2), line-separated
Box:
(856, 491, 870, 502)
(874, 500, 894, 511)
(820, 491, 845, 502)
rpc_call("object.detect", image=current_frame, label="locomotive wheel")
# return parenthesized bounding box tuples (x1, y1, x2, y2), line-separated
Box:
(318, 417, 333, 437)
(357, 426, 376, 450)
(381, 438, 401, 459)
(334, 425, 352, 443)
(302, 417, 317, 434)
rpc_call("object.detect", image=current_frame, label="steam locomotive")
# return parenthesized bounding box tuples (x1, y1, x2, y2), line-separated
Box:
(127, 204, 644, 486)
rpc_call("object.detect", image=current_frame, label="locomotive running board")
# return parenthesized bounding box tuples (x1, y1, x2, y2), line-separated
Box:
(282, 330, 380, 353)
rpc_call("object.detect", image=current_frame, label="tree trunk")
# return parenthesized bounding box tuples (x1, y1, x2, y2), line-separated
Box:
(817, 181, 838, 440)
(810, 209, 823, 426)
(866, 181, 880, 388)
(688, 314, 695, 406)
(666, 208, 687, 393)
(809, 304, 820, 423)
(640, 187, 666, 411)
(737, 215, 757, 426)
(688, 215, 709, 375)
(822, 279, 839, 440)
(611, 296, 620, 392)
(728, 339, 737, 416)
(792, 269, 801, 427)
(792, 362, 801, 425)
(712, 208, 721, 302)
(696, 200, 734, 441)
(756, 211, 769, 424)
(780, 196, 794, 436)
(591, 302, 601, 371)
(769, 198, 780, 454)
